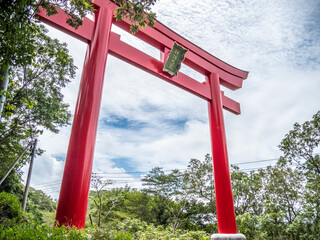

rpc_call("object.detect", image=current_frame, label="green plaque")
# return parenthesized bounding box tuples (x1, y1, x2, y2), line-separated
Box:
(163, 42, 189, 77)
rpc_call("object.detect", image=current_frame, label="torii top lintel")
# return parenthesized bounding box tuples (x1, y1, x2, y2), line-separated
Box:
(36, 0, 248, 115)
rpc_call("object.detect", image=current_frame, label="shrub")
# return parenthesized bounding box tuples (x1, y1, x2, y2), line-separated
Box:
(0, 222, 88, 240)
(86, 218, 210, 240)
(0, 191, 24, 224)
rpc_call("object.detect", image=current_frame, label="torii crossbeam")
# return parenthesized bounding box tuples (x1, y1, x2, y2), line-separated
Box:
(36, 0, 248, 234)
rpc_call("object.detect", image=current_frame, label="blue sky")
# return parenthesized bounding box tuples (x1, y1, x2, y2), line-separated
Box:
(23, 0, 320, 199)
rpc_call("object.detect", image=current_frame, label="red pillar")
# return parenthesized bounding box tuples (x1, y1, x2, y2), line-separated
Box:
(55, 7, 113, 229)
(207, 72, 237, 233)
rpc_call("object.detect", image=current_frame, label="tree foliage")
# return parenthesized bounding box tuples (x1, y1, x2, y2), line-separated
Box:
(279, 111, 320, 175)
(142, 167, 193, 231)
(114, 0, 157, 34)
(0, 191, 25, 224)
(0, 0, 92, 69)
(0, 221, 88, 240)
(0, 0, 156, 70)
(25, 187, 57, 222)
(0, 25, 75, 187)
(1, 0, 159, 189)
(279, 111, 320, 238)
(231, 165, 264, 216)
(90, 173, 115, 227)
(185, 154, 216, 224)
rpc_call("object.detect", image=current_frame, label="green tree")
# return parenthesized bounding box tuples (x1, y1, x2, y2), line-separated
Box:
(0, 25, 76, 191)
(0, 0, 94, 69)
(142, 167, 192, 231)
(0, 0, 93, 114)
(257, 162, 303, 239)
(185, 155, 216, 231)
(0, 0, 155, 72)
(264, 160, 303, 225)
(120, 188, 161, 224)
(27, 187, 56, 212)
(279, 111, 320, 239)
(236, 211, 265, 240)
(23, 187, 57, 223)
(231, 165, 264, 216)
(0, 171, 25, 199)
(90, 173, 114, 227)
(279, 111, 320, 175)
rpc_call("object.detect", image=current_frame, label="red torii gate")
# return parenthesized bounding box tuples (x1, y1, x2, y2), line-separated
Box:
(36, 0, 248, 234)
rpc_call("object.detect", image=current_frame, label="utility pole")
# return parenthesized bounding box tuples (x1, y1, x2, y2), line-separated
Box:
(22, 139, 37, 211)
(0, 144, 30, 186)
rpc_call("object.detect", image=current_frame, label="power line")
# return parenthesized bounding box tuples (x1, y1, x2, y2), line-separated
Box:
(32, 180, 62, 187)
(232, 158, 278, 165)
(93, 155, 307, 175)
(95, 168, 188, 175)
(36, 185, 61, 191)
(32, 153, 320, 194)
(29, 161, 279, 191)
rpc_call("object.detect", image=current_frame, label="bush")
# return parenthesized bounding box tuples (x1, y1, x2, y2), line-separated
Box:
(86, 218, 210, 240)
(236, 212, 263, 239)
(0, 222, 89, 240)
(0, 218, 210, 240)
(0, 191, 24, 224)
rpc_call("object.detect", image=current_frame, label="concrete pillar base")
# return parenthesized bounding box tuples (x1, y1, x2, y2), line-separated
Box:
(211, 234, 246, 240)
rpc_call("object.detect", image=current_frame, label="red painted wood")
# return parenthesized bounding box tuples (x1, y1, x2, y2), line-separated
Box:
(55, 7, 113, 229)
(221, 92, 241, 115)
(207, 73, 237, 233)
(160, 46, 171, 63)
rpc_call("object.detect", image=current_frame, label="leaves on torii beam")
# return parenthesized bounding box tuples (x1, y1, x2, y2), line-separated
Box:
(40, 0, 95, 29)
(114, 0, 157, 34)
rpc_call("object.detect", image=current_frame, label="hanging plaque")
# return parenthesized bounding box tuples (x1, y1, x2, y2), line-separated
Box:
(163, 42, 189, 77)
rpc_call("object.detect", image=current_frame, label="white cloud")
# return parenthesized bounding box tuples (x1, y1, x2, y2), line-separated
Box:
(94, 120, 211, 172)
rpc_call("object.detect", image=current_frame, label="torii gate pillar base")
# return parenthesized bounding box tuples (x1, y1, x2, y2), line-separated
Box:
(211, 234, 246, 240)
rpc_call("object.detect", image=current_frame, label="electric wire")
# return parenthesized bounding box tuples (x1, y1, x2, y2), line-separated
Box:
(31, 153, 320, 195)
